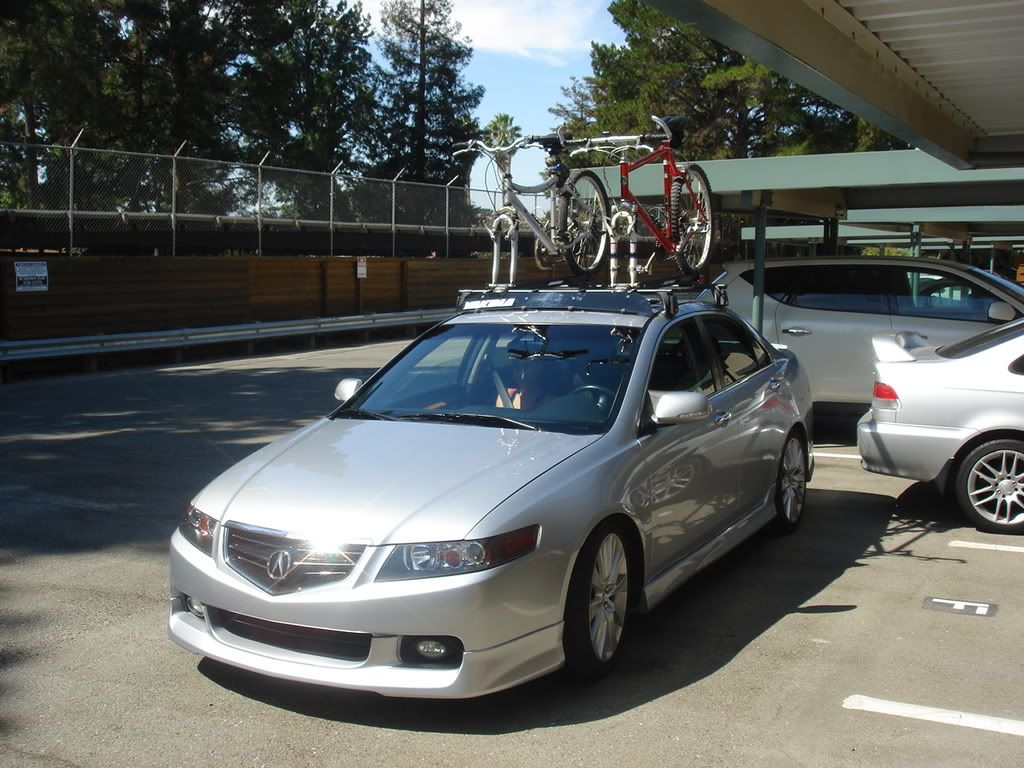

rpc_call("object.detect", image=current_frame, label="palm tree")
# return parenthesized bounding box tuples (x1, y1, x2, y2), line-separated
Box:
(483, 113, 521, 175)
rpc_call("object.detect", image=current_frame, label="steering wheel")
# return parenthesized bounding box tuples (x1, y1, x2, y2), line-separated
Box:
(571, 384, 616, 411)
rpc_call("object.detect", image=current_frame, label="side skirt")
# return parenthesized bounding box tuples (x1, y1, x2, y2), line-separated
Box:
(637, 500, 775, 613)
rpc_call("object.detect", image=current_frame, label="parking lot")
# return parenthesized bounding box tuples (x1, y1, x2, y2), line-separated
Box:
(1, 340, 1022, 767)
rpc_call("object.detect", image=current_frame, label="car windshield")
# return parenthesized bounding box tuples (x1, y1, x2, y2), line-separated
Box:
(937, 316, 1024, 358)
(966, 266, 1024, 300)
(338, 321, 641, 433)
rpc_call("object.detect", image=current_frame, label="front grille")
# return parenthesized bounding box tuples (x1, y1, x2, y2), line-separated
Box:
(208, 608, 371, 662)
(224, 522, 366, 595)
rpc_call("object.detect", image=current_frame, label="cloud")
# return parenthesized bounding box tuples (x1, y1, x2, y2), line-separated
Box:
(357, 0, 615, 63)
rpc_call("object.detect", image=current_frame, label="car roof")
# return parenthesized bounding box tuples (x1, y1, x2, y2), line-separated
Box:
(722, 256, 977, 272)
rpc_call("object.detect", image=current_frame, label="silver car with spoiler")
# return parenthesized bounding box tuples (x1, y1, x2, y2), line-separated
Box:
(169, 280, 813, 698)
(859, 319, 1024, 533)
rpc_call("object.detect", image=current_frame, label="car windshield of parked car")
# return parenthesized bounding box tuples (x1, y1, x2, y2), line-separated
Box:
(338, 321, 640, 433)
(966, 267, 1024, 302)
(937, 316, 1024, 359)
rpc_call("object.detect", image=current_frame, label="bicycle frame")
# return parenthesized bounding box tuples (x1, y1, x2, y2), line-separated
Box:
(618, 142, 693, 255)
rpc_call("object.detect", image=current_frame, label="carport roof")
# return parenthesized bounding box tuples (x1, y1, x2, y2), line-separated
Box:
(592, 149, 1024, 243)
(648, 0, 1024, 170)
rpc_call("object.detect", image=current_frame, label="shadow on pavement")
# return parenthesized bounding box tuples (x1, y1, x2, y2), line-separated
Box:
(0, 359, 380, 556)
(197, 483, 952, 732)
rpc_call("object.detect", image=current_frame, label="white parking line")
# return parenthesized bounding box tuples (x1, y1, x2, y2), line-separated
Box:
(813, 451, 860, 460)
(949, 540, 1024, 554)
(843, 695, 1024, 737)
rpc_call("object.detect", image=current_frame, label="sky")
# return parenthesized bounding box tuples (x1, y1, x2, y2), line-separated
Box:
(358, 0, 626, 189)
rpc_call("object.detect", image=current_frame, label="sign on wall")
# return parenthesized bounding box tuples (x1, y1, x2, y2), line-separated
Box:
(15, 262, 49, 292)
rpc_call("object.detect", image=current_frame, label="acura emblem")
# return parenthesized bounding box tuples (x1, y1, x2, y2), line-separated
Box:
(267, 550, 293, 580)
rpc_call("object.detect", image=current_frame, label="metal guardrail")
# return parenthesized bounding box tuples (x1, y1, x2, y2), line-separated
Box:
(0, 308, 456, 364)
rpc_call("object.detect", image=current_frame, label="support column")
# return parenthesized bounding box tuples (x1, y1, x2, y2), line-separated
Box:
(752, 201, 768, 334)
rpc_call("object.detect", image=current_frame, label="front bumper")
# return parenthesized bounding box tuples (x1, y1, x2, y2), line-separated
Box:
(857, 413, 971, 485)
(168, 530, 568, 698)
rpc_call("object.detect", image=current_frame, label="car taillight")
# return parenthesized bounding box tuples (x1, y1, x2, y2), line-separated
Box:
(872, 381, 900, 409)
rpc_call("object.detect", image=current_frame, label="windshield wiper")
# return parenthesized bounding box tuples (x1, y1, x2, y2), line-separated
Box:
(398, 412, 539, 431)
(332, 408, 398, 421)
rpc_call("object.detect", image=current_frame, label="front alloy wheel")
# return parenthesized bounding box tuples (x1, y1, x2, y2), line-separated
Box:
(955, 440, 1024, 534)
(563, 521, 631, 678)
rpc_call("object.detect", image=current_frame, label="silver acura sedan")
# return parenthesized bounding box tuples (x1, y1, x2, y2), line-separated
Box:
(858, 318, 1024, 534)
(168, 284, 813, 698)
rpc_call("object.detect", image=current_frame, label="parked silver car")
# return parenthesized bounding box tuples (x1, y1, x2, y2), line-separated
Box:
(858, 319, 1024, 534)
(720, 257, 1024, 407)
(168, 284, 813, 698)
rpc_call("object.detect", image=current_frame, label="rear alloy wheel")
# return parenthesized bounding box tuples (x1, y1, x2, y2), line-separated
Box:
(955, 440, 1024, 534)
(562, 521, 631, 679)
(772, 433, 807, 533)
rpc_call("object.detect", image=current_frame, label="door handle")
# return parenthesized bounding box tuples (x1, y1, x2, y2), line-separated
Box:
(713, 411, 732, 427)
(768, 375, 785, 392)
(782, 327, 811, 336)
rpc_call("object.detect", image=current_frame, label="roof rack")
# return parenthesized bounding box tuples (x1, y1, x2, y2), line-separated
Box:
(456, 273, 728, 319)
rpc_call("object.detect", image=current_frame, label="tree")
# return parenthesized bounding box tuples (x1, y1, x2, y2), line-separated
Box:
(552, 0, 904, 160)
(233, 0, 376, 175)
(482, 112, 520, 175)
(373, 0, 484, 184)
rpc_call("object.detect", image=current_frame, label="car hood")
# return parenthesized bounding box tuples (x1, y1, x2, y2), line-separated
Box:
(193, 418, 597, 545)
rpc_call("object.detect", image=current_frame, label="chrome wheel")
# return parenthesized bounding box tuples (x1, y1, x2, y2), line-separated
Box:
(588, 533, 629, 662)
(780, 437, 807, 523)
(773, 434, 807, 533)
(966, 448, 1024, 526)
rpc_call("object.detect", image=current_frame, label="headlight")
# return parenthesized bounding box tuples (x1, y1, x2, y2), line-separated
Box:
(376, 525, 540, 581)
(179, 505, 218, 556)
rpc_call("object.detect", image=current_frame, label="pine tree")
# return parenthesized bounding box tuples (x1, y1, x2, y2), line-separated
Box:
(233, 0, 377, 174)
(552, 0, 904, 160)
(373, 0, 483, 183)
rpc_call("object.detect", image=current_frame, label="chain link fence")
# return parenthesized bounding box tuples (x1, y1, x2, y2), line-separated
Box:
(0, 141, 550, 256)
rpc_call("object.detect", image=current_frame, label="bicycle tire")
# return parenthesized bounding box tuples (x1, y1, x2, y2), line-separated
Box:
(670, 163, 713, 273)
(562, 170, 611, 278)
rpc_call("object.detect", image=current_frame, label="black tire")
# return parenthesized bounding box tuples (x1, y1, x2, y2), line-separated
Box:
(670, 163, 713, 273)
(954, 439, 1024, 534)
(562, 170, 611, 278)
(772, 432, 807, 534)
(562, 519, 632, 680)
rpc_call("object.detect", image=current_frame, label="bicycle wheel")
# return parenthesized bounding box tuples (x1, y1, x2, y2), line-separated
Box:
(670, 163, 713, 272)
(563, 170, 611, 278)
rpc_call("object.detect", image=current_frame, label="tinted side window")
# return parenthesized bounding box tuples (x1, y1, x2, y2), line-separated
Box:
(792, 265, 889, 313)
(701, 315, 770, 384)
(892, 268, 1001, 323)
(740, 267, 801, 302)
(649, 320, 715, 395)
(741, 265, 888, 313)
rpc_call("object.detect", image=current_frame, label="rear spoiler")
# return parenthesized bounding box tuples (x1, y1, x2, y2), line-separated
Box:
(871, 330, 931, 362)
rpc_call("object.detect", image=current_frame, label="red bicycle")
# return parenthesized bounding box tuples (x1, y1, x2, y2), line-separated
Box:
(570, 115, 714, 282)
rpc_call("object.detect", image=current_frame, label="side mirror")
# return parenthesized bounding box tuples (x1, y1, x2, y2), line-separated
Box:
(652, 391, 712, 425)
(334, 378, 362, 402)
(989, 301, 1016, 323)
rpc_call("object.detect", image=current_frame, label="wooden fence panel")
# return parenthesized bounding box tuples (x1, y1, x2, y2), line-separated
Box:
(1, 257, 250, 340)
(248, 257, 321, 321)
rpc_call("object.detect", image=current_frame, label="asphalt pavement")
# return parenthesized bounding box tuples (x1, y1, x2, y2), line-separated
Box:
(1, 341, 1022, 767)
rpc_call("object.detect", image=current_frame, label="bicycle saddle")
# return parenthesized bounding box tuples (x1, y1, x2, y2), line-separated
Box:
(653, 115, 687, 148)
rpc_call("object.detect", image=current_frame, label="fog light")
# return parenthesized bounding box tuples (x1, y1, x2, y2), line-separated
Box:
(185, 596, 206, 619)
(399, 635, 464, 668)
(416, 639, 448, 659)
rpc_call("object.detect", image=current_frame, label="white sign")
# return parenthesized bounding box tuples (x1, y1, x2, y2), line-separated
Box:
(356, 257, 367, 279)
(15, 261, 49, 292)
